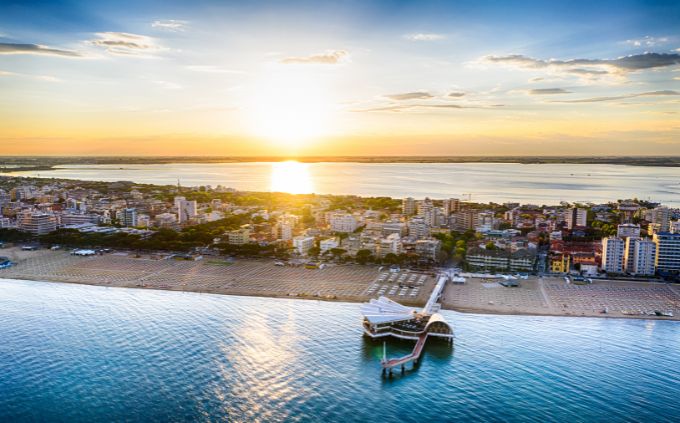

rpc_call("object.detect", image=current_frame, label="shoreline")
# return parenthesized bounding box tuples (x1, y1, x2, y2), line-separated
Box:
(2, 272, 677, 322)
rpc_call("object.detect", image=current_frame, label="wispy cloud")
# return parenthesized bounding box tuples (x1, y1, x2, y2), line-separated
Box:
(529, 88, 572, 95)
(551, 90, 679, 103)
(280, 50, 349, 64)
(354, 103, 502, 113)
(448, 91, 466, 97)
(185, 65, 245, 74)
(0, 42, 81, 57)
(625, 36, 669, 47)
(483, 52, 680, 78)
(151, 20, 189, 32)
(385, 91, 434, 100)
(151, 80, 182, 90)
(90, 32, 161, 56)
(404, 33, 445, 41)
(0, 69, 61, 81)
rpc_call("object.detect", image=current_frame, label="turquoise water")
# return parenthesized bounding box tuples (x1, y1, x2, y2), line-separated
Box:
(1, 278, 679, 422)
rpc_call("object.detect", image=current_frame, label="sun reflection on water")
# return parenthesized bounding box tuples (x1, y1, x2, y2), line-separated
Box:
(270, 161, 314, 194)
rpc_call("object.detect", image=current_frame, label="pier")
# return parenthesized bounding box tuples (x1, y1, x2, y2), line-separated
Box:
(362, 272, 453, 373)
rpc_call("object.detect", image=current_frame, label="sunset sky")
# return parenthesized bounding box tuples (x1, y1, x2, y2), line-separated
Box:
(1, 0, 679, 156)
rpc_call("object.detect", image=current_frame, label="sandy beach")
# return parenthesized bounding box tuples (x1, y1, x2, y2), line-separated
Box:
(1, 247, 678, 320)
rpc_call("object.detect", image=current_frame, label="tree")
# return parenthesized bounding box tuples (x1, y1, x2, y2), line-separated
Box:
(356, 249, 373, 265)
(307, 246, 321, 258)
(485, 241, 496, 250)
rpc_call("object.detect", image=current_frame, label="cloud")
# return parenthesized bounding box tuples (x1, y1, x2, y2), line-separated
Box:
(385, 91, 434, 100)
(0, 70, 15, 76)
(90, 32, 160, 55)
(404, 33, 445, 41)
(529, 88, 572, 95)
(151, 80, 182, 90)
(625, 36, 669, 47)
(280, 50, 349, 64)
(483, 52, 680, 78)
(354, 103, 501, 113)
(151, 20, 188, 31)
(0, 42, 81, 57)
(185, 65, 245, 74)
(551, 90, 679, 103)
(448, 91, 466, 97)
(0, 70, 60, 81)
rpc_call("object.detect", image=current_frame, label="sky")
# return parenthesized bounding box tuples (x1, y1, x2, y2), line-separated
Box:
(1, 0, 679, 156)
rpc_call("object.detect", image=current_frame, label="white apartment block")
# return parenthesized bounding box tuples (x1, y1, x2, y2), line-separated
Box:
(174, 196, 198, 223)
(17, 211, 57, 235)
(329, 213, 358, 233)
(293, 236, 315, 255)
(625, 238, 657, 276)
(320, 237, 339, 253)
(617, 223, 640, 239)
(601, 237, 625, 273)
(402, 197, 416, 215)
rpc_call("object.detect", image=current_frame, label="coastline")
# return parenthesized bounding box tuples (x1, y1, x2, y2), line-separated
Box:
(1, 248, 677, 321)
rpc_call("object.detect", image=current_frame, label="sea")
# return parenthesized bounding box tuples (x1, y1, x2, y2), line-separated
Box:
(7, 162, 680, 206)
(1, 278, 679, 422)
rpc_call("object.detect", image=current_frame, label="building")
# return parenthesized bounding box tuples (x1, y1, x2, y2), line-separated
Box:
(293, 236, 315, 255)
(601, 237, 625, 273)
(645, 206, 670, 232)
(117, 208, 138, 227)
(509, 250, 536, 272)
(618, 201, 640, 224)
(565, 207, 587, 229)
(653, 232, 680, 272)
(443, 198, 460, 215)
(671, 220, 680, 234)
(329, 213, 358, 233)
(174, 196, 198, 223)
(319, 237, 339, 254)
(272, 221, 294, 241)
(451, 209, 479, 232)
(60, 213, 100, 226)
(17, 211, 57, 235)
(407, 217, 430, 239)
(617, 223, 641, 239)
(625, 238, 657, 276)
(550, 254, 570, 273)
(466, 247, 510, 271)
(402, 197, 416, 215)
(415, 239, 441, 262)
(382, 221, 407, 237)
(227, 226, 252, 245)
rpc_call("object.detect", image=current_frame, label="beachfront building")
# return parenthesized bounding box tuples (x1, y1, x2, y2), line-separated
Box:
(319, 237, 339, 254)
(625, 238, 657, 276)
(17, 211, 57, 235)
(293, 236, 315, 255)
(602, 237, 625, 273)
(654, 232, 680, 272)
(227, 226, 252, 245)
(551, 254, 570, 273)
(415, 239, 441, 262)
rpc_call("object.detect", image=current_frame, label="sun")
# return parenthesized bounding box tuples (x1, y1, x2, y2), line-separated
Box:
(270, 161, 314, 194)
(246, 66, 334, 149)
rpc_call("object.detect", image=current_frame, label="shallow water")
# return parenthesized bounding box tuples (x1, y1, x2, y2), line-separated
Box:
(9, 162, 680, 205)
(1, 278, 679, 422)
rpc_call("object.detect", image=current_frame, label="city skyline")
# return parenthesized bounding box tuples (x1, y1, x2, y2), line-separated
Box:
(1, 0, 680, 156)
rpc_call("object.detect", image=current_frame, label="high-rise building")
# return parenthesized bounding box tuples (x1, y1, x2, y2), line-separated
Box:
(174, 196, 197, 223)
(402, 197, 416, 215)
(618, 201, 640, 224)
(443, 198, 460, 215)
(417, 198, 435, 226)
(601, 237, 625, 273)
(293, 236, 315, 255)
(625, 238, 657, 276)
(117, 208, 138, 227)
(17, 211, 57, 235)
(565, 207, 587, 229)
(645, 206, 670, 232)
(653, 232, 680, 272)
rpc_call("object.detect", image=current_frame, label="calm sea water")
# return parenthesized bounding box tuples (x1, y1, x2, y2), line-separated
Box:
(8, 162, 680, 205)
(1, 278, 679, 422)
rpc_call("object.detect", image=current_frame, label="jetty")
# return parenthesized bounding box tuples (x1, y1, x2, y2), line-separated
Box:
(361, 273, 453, 374)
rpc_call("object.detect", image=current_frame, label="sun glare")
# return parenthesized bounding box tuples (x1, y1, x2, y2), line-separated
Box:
(270, 161, 314, 194)
(246, 67, 334, 149)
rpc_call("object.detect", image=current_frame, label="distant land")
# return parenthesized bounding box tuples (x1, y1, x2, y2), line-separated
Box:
(2, 156, 680, 173)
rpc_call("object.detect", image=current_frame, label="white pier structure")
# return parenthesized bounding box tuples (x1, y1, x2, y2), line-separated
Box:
(361, 273, 453, 373)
